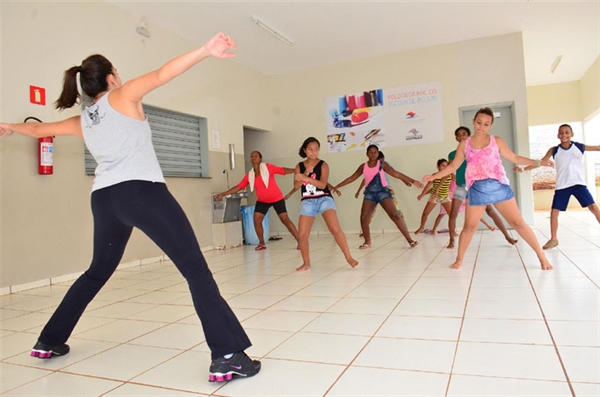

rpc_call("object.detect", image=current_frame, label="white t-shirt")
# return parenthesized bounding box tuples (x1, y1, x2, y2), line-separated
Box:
(552, 141, 586, 190)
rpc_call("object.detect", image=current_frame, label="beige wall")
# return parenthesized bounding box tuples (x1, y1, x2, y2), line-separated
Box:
(527, 55, 599, 125)
(1, 2, 271, 287)
(2, 3, 554, 289)
(527, 82, 582, 126)
(580, 56, 600, 121)
(257, 33, 535, 235)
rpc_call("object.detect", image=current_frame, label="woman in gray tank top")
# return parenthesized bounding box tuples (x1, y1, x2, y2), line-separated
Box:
(0, 33, 260, 382)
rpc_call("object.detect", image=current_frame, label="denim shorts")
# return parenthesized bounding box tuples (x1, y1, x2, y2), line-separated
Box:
(552, 185, 595, 211)
(300, 196, 336, 217)
(364, 188, 393, 204)
(453, 185, 467, 201)
(466, 178, 514, 206)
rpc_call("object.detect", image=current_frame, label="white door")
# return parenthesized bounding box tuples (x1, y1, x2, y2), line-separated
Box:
(460, 103, 518, 228)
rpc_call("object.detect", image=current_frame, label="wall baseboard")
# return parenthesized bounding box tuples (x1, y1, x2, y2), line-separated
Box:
(0, 248, 213, 296)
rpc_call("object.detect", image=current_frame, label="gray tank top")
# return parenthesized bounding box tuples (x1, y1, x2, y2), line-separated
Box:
(81, 92, 165, 192)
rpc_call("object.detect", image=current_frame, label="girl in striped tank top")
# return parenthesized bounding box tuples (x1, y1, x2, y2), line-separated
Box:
(415, 159, 453, 234)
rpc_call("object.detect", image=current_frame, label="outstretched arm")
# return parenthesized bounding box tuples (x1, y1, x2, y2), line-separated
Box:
(285, 164, 302, 199)
(333, 164, 363, 190)
(215, 185, 242, 201)
(585, 144, 600, 151)
(0, 116, 82, 139)
(111, 33, 236, 118)
(282, 167, 296, 174)
(383, 162, 424, 189)
(328, 183, 342, 196)
(497, 137, 553, 168)
(424, 141, 466, 183)
(514, 147, 554, 172)
(418, 181, 433, 200)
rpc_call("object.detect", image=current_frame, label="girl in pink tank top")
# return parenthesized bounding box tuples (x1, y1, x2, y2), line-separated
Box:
(334, 144, 423, 249)
(465, 135, 509, 188)
(422, 107, 553, 271)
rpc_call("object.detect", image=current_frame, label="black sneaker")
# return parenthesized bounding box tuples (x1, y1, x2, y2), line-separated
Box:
(208, 351, 261, 382)
(30, 341, 70, 359)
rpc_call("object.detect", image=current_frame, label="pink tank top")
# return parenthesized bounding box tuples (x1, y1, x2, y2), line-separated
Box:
(465, 135, 509, 188)
(363, 160, 388, 188)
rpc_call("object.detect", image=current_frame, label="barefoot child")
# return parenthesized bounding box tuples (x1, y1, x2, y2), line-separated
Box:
(447, 126, 517, 248)
(423, 107, 554, 270)
(432, 181, 497, 234)
(287, 137, 358, 272)
(354, 151, 409, 238)
(415, 159, 452, 234)
(334, 144, 423, 249)
(515, 123, 600, 249)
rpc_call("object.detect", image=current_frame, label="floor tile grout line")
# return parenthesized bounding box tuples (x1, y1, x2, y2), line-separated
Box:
(321, 235, 452, 397)
(444, 231, 482, 397)
(516, 243, 577, 397)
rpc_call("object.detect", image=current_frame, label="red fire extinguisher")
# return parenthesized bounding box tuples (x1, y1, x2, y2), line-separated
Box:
(38, 136, 54, 175)
(25, 117, 53, 175)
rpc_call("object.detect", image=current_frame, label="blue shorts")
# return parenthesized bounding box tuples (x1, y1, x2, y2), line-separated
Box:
(453, 185, 467, 201)
(364, 187, 393, 204)
(552, 185, 595, 211)
(466, 178, 514, 206)
(300, 196, 336, 217)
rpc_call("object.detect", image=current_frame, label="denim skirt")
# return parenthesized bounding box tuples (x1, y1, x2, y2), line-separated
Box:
(466, 178, 514, 206)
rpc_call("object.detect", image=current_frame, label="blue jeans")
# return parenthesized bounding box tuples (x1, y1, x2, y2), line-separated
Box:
(300, 196, 336, 217)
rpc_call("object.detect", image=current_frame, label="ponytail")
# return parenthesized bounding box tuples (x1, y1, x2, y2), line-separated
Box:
(54, 54, 114, 111)
(54, 66, 81, 110)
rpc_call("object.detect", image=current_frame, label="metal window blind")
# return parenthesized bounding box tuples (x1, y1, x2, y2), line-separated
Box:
(85, 104, 208, 178)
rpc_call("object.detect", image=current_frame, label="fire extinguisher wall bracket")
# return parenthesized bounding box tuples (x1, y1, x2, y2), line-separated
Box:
(24, 116, 54, 175)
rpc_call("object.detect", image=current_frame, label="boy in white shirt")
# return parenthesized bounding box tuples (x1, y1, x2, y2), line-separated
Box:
(516, 124, 600, 249)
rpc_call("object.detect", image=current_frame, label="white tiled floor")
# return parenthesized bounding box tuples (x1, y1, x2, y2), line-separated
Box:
(1, 211, 599, 396)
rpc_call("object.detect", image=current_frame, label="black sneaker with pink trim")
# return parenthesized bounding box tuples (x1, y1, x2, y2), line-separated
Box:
(30, 341, 70, 359)
(208, 351, 261, 382)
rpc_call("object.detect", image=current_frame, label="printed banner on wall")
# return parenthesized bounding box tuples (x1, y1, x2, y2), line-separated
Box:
(325, 82, 443, 153)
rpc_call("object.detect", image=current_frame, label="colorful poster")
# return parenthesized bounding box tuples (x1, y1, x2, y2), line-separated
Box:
(326, 89, 385, 153)
(325, 82, 443, 153)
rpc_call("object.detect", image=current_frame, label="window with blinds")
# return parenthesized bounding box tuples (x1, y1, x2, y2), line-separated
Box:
(85, 104, 209, 178)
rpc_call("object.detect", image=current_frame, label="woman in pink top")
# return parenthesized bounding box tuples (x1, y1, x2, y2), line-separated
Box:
(423, 108, 553, 270)
(215, 151, 299, 250)
(334, 144, 423, 249)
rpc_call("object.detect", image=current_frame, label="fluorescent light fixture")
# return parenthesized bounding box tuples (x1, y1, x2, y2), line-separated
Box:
(251, 15, 294, 46)
(136, 18, 151, 38)
(550, 55, 563, 74)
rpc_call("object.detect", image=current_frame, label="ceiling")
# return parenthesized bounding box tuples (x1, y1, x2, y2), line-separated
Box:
(108, 1, 599, 87)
